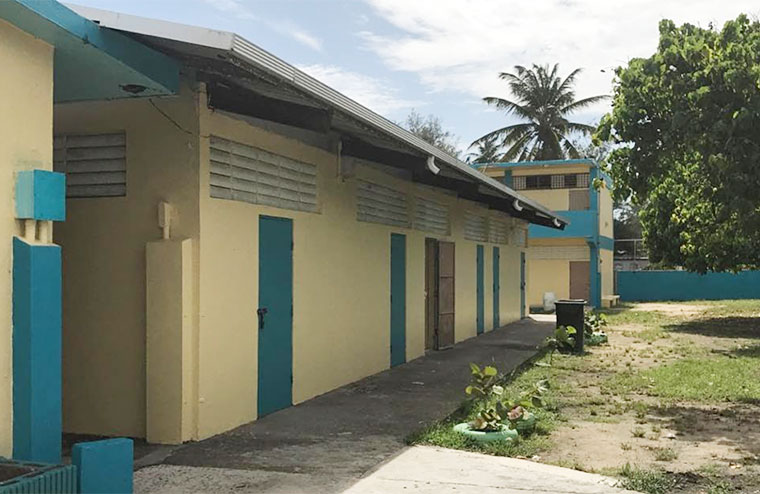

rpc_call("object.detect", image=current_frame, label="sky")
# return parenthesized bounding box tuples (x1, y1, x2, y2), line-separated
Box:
(69, 0, 760, 155)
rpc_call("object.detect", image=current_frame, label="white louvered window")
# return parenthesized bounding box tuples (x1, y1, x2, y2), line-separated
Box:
(464, 213, 488, 242)
(356, 179, 409, 227)
(488, 218, 510, 244)
(210, 136, 318, 212)
(53, 133, 126, 198)
(414, 196, 449, 235)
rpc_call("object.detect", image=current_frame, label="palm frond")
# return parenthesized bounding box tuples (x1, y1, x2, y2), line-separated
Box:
(561, 95, 610, 114)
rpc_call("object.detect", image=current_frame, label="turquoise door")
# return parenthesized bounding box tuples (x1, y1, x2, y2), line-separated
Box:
(258, 216, 293, 417)
(476, 245, 484, 334)
(390, 233, 406, 367)
(520, 252, 526, 318)
(492, 246, 500, 329)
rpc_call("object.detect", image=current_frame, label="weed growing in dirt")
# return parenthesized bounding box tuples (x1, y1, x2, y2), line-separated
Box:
(617, 464, 676, 494)
(651, 447, 678, 461)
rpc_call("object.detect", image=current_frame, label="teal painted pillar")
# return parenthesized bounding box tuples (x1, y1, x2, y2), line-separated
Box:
(502, 170, 513, 188)
(12, 170, 65, 463)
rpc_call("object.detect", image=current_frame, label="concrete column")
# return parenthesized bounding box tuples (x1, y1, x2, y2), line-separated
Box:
(146, 238, 193, 444)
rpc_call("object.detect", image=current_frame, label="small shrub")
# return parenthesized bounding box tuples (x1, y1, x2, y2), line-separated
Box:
(632, 427, 646, 438)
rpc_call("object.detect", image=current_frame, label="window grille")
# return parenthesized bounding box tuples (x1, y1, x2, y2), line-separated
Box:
(209, 136, 318, 212)
(356, 179, 409, 227)
(53, 133, 126, 198)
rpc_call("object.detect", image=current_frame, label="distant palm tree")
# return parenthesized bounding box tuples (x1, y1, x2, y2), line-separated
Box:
(473, 64, 608, 161)
(466, 135, 501, 164)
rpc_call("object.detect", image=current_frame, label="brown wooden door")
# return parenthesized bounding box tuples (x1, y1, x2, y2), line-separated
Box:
(569, 261, 590, 301)
(437, 241, 456, 349)
(424, 239, 438, 351)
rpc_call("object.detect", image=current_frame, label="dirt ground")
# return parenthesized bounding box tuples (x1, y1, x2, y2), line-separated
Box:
(537, 302, 760, 493)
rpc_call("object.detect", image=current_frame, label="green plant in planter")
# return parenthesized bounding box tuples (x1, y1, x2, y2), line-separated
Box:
(465, 363, 500, 399)
(545, 326, 576, 363)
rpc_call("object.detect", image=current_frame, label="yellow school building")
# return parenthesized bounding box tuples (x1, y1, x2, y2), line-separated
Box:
(476, 159, 616, 309)
(0, 1, 567, 460)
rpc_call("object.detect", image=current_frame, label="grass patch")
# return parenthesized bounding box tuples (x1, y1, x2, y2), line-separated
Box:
(604, 354, 760, 402)
(406, 355, 560, 458)
(617, 464, 676, 494)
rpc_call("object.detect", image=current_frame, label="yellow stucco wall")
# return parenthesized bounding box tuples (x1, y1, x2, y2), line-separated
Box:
(195, 108, 528, 439)
(528, 259, 570, 307)
(0, 19, 54, 457)
(53, 83, 202, 439)
(599, 185, 613, 239)
(601, 248, 614, 298)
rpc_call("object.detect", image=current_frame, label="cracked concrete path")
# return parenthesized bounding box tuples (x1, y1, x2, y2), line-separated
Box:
(134, 318, 633, 493)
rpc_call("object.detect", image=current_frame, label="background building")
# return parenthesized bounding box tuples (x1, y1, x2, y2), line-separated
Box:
(476, 159, 616, 309)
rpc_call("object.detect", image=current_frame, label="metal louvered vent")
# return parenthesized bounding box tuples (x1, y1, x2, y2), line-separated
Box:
(414, 196, 449, 235)
(53, 133, 126, 198)
(464, 213, 488, 242)
(489, 218, 510, 244)
(512, 224, 527, 247)
(356, 179, 409, 227)
(209, 136, 318, 212)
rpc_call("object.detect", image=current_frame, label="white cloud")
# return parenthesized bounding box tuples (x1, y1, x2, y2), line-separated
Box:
(360, 0, 760, 118)
(200, 0, 323, 51)
(297, 64, 422, 116)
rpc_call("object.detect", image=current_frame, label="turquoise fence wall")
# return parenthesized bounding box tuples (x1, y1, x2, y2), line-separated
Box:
(618, 270, 760, 301)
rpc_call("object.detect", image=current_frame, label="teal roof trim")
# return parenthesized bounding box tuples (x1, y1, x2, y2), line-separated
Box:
(0, 0, 179, 101)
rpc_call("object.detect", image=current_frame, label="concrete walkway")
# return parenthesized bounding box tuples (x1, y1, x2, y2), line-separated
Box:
(134, 318, 632, 493)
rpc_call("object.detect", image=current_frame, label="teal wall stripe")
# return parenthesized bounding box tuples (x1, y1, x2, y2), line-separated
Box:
(618, 270, 760, 301)
(530, 210, 595, 239)
(12, 238, 62, 464)
(599, 236, 614, 251)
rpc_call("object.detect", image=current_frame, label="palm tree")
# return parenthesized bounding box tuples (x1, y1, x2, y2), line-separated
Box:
(473, 64, 608, 161)
(466, 135, 501, 164)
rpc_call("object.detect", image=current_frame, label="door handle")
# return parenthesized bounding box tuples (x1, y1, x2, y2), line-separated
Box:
(257, 308, 268, 329)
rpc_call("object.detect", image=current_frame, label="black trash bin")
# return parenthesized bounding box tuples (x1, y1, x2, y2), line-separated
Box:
(555, 299, 586, 353)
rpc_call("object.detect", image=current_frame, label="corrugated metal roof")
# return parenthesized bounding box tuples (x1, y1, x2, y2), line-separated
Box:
(66, 3, 567, 229)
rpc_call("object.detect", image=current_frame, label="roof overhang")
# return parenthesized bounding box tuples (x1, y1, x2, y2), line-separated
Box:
(66, 4, 567, 230)
(0, 0, 179, 102)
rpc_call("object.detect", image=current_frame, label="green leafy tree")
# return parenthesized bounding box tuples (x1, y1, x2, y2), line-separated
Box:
(596, 15, 760, 272)
(473, 64, 608, 161)
(404, 110, 460, 158)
